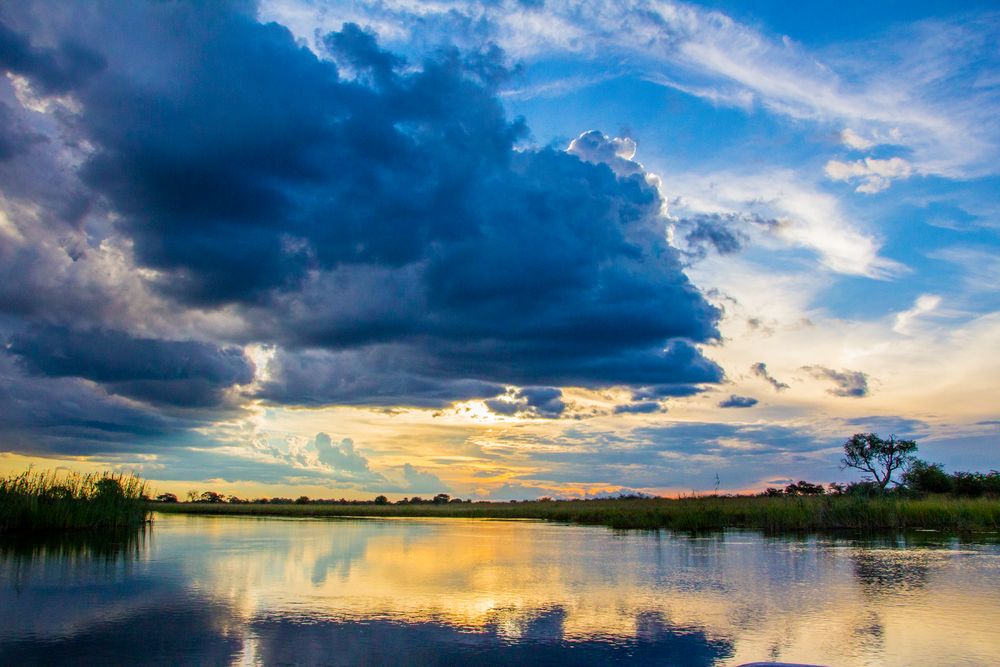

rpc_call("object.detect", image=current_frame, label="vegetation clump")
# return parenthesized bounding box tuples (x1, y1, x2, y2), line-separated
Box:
(0, 469, 149, 533)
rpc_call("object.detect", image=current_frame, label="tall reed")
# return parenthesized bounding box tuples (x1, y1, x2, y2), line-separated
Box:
(0, 469, 150, 532)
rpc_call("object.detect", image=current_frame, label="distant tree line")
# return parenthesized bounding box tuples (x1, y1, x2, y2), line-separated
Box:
(153, 491, 473, 505)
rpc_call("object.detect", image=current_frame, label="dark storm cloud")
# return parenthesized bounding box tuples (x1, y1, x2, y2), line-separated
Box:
(613, 401, 663, 414)
(485, 386, 565, 418)
(0, 19, 105, 95)
(0, 354, 187, 456)
(679, 213, 748, 258)
(0, 0, 722, 439)
(0, 101, 44, 160)
(803, 366, 870, 398)
(718, 395, 758, 408)
(256, 348, 505, 408)
(630, 384, 702, 400)
(751, 362, 789, 392)
(7, 326, 254, 408)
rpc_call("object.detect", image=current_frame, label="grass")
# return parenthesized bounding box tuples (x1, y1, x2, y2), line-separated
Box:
(0, 469, 150, 533)
(153, 494, 1000, 532)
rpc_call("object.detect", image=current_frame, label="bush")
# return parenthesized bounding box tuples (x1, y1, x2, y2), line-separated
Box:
(846, 481, 881, 498)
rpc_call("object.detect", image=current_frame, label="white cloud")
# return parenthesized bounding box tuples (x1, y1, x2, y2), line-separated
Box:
(893, 294, 942, 334)
(840, 128, 875, 150)
(666, 169, 905, 278)
(824, 156, 913, 193)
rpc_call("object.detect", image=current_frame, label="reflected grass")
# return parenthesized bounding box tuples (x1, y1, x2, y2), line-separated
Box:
(0, 469, 150, 533)
(0, 524, 148, 563)
(153, 495, 1000, 532)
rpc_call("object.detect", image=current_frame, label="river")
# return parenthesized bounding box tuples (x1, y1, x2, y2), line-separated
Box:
(1, 513, 998, 665)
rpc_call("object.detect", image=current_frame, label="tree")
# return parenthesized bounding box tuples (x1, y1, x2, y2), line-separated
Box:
(373, 495, 388, 505)
(840, 433, 917, 493)
(784, 480, 825, 496)
(199, 491, 225, 503)
(432, 493, 450, 504)
(902, 460, 952, 494)
(156, 493, 179, 503)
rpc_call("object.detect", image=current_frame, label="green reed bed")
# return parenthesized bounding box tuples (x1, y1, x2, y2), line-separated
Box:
(153, 494, 1000, 532)
(0, 469, 150, 533)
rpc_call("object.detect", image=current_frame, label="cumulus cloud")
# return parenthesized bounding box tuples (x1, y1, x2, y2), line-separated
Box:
(803, 366, 871, 398)
(0, 1, 724, 455)
(840, 128, 875, 151)
(567, 130, 643, 177)
(751, 362, 789, 392)
(313, 433, 372, 473)
(400, 463, 449, 494)
(718, 395, 758, 408)
(824, 156, 913, 193)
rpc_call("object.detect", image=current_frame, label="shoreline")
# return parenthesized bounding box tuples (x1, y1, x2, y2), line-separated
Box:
(150, 495, 1000, 532)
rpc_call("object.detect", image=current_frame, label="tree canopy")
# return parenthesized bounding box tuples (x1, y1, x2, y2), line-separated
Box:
(841, 432, 917, 493)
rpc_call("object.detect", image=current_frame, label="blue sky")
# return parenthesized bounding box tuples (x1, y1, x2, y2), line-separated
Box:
(0, 0, 997, 499)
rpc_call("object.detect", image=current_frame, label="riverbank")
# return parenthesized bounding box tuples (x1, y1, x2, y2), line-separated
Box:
(153, 494, 1000, 532)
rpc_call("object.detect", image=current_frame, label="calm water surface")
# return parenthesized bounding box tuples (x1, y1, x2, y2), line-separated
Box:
(1, 514, 999, 666)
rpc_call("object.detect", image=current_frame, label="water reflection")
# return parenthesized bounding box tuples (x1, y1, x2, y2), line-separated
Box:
(0, 515, 998, 666)
(0, 525, 148, 564)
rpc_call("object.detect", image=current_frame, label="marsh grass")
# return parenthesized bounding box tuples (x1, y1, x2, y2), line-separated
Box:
(0, 469, 150, 533)
(154, 494, 1000, 532)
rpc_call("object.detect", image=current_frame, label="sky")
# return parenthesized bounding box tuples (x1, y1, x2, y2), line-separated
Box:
(0, 0, 997, 500)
